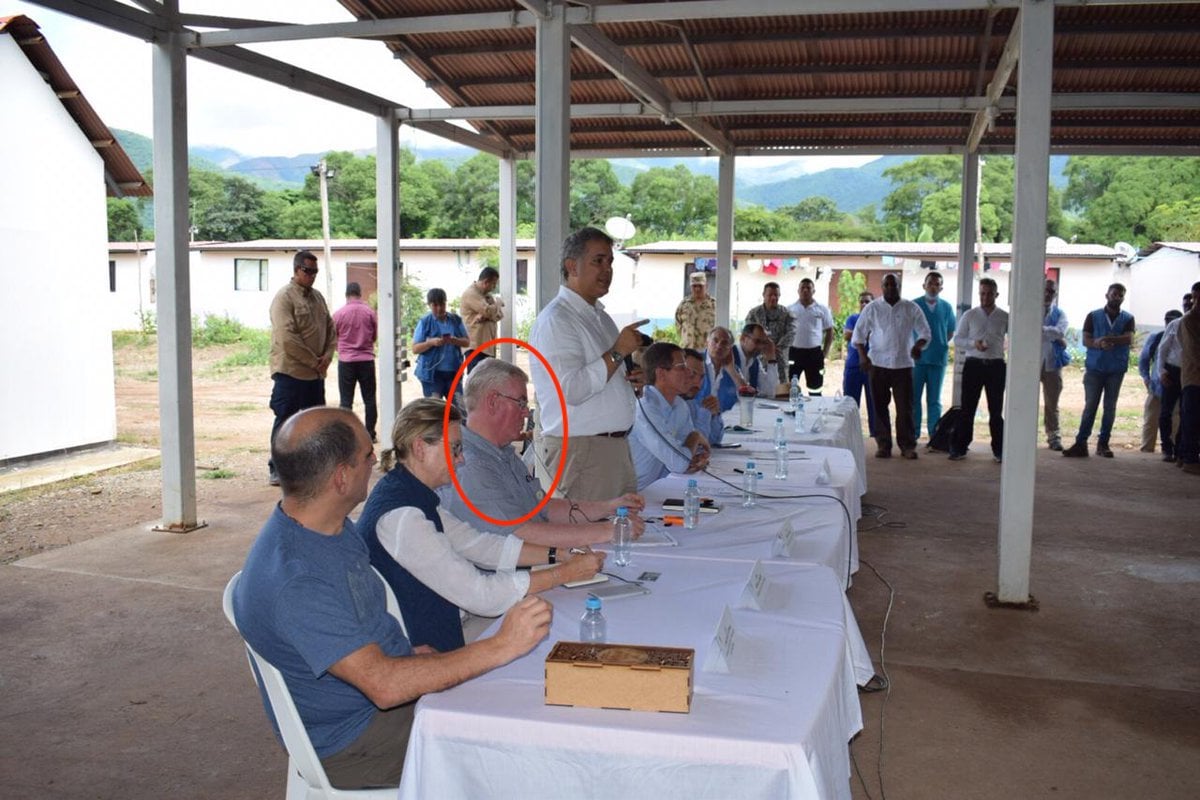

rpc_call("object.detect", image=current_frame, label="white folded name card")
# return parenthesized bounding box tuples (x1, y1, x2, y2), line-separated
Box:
(816, 457, 832, 486)
(702, 606, 736, 673)
(772, 518, 796, 558)
(739, 559, 770, 610)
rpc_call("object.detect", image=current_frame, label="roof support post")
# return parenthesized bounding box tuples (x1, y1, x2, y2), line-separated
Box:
(151, 8, 202, 532)
(499, 155, 518, 362)
(534, 1, 571, 311)
(377, 108, 402, 428)
(953, 150, 981, 406)
(997, 0, 1054, 606)
(715, 152, 735, 329)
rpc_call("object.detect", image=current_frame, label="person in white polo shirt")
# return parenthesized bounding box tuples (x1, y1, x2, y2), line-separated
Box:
(530, 227, 648, 500)
(851, 273, 931, 460)
(787, 277, 834, 396)
(949, 278, 1009, 463)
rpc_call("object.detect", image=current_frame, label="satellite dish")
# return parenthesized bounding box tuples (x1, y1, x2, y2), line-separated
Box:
(1113, 241, 1137, 263)
(605, 216, 636, 243)
(1046, 236, 1068, 248)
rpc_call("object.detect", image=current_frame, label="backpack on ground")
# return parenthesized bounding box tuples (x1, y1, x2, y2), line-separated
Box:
(926, 407, 963, 453)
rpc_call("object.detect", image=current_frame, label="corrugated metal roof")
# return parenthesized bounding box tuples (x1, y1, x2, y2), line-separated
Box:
(1, 15, 151, 197)
(337, 1, 1200, 156)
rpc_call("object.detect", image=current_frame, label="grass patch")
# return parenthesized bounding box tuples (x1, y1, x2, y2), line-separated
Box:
(113, 330, 155, 348)
(200, 468, 237, 479)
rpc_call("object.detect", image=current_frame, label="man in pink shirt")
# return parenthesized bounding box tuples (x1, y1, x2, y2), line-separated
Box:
(332, 282, 379, 441)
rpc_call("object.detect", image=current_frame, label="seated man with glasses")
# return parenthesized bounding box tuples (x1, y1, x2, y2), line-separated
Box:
(359, 398, 605, 654)
(630, 342, 712, 491)
(436, 358, 645, 545)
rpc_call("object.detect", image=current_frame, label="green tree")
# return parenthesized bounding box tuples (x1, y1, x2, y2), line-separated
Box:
(189, 169, 272, 241)
(628, 164, 718, 239)
(881, 155, 961, 238)
(1145, 198, 1200, 242)
(1064, 157, 1200, 246)
(399, 151, 451, 236)
(107, 198, 144, 240)
(778, 195, 843, 224)
(570, 159, 629, 230)
(734, 205, 801, 240)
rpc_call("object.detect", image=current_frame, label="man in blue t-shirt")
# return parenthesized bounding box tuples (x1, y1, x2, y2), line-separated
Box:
(233, 407, 550, 790)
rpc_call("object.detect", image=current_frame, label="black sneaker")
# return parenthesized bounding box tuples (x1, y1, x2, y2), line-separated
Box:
(1096, 443, 1114, 458)
(948, 452, 967, 461)
(1163, 451, 1176, 463)
(1062, 442, 1089, 457)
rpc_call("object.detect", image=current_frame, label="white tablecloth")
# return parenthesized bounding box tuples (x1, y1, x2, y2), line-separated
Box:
(398, 559, 867, 800)
(638, 469, 857, 588)
(722, 396, 867, 496)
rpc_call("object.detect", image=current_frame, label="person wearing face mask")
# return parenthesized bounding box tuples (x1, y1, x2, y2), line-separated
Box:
(358, 398, 605, 655)
(912, 271, 957, 441)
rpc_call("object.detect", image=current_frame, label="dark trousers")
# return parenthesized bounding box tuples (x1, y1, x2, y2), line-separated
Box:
(842, 364, 877, 436)
(1159, 364, 1182, 455)
(1178, 385, 1200, 465)
(788, 346, 825, 394)
(953, 358, 1006, 457)
(338, 359, 378, 439)
(868, 365, 916, 452)
(268, 373, 325, 472)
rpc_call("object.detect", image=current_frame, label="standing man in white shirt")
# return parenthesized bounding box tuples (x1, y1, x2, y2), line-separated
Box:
(530, 227, 649, 500)
(949, 278, 1010, 462)
(787, 278, 835, 395)
(851, 273, 931, 460)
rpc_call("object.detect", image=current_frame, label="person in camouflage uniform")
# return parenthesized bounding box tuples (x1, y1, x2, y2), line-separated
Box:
(675, 272, 717, 350)
(745, 282, 795, 384)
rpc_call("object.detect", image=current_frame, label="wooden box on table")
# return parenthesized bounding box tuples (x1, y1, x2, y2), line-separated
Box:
(544, 641, 694, 713)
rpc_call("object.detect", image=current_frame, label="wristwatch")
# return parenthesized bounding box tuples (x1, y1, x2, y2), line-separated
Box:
(547, 547, 558, 565)
(608, 349, 624, 366)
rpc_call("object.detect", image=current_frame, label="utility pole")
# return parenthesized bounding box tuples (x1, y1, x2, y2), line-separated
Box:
(313, 158, 335, 299)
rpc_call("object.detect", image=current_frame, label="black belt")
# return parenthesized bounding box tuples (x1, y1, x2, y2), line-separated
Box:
(593, 429, 632, 438)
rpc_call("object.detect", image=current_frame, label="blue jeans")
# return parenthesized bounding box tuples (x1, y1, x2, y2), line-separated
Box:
(1075, 369, 1125, 446)
(268, 372, 326, 473)
(912, 362, 948, 438)
(843, 364, 877, 436)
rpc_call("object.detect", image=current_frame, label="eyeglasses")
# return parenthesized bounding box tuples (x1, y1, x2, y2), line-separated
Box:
(424, 437, 464, 457)
(496, 392, 530, 411)
(300, 266, 319, 275)
(668, 361, 690, 371)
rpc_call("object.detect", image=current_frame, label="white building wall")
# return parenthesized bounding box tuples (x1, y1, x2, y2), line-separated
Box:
(1127, 247, 1200, 326)
(1, 36, 116, 460)
(107, 249, 157, 331)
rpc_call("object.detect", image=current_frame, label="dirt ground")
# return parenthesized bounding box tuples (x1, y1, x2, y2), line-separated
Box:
(0, 338, 1153, 562)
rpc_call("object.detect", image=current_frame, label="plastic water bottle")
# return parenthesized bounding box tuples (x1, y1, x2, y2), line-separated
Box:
(773, 416, 785, 443)
(774, 437, 789, 480)
(579, 596, 606, 643)
(742, 460, 757, 508)
(793, 399, 806, 433)
(612, 506, 633, 566)
(789, 376, 801, 411)
(683, 479, 701, 530)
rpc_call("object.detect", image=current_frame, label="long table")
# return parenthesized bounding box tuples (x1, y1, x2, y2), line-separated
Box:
(721, 396, 867, 496)
(398, 557, 868, 800)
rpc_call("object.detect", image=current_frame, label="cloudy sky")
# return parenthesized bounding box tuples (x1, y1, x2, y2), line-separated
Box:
(11, 0, 878, 172)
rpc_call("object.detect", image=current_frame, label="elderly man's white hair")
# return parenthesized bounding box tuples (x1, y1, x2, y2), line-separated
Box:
(464, 357, 528, 412)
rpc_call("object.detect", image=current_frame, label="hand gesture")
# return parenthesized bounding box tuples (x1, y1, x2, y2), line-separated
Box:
(495, 596, 552, 659)
(625, 366, 646, 390)
(614, 320, 649, 357)
(701, 395, 721, 415)
(606, 493, 645, 515)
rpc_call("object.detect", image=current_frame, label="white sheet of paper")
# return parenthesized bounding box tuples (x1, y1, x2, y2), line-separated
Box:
(739, 559, 770, 610)
(816, 457, 832, 486)
(703, 606, 736, 673)
(633, 524, 679, 547)
(772, 518, 796, 558)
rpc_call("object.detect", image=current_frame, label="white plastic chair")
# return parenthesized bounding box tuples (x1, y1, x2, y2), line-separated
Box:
(222, 571, 400, 800)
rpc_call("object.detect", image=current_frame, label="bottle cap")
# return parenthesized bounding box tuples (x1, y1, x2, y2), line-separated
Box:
(746, 461, 756, 469)
(776, 417, 783, 423)
(585, 596, 602, 610)
(616, 506, 628, 517)
(687, 478, 698, 487)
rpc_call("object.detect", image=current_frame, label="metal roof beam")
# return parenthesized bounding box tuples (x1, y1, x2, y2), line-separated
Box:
(191, 10, 540, 48)
(406, 121, 509, 158)
(583, 0, 1021, 25)
(968, 9, 1023, 152)
(23, 0, 167, 40)
(568, 23, 731, 153)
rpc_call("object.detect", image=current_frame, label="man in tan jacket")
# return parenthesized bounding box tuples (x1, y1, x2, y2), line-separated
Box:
(460, 267, 504, 362)
(267, 250, 335, 485)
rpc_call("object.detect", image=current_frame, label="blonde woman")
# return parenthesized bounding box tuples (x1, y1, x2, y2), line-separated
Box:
(358, 398, 604, 652)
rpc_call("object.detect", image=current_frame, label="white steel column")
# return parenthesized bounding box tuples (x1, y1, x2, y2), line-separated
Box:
(954, 150, 980, 406)
(377, 110, 402, 426)
(151, 13, 201, 532)
(997, 0, 1053, 605)
(716, 153, 735, 328)
(534, 2, 571, 311)
(499, 156, 517, 361)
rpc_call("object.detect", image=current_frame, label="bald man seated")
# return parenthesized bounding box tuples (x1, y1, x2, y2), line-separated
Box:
(232, 407, 551, 790)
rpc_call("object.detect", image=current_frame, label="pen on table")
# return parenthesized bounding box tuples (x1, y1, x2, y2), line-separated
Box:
(662, 515, 684, 526)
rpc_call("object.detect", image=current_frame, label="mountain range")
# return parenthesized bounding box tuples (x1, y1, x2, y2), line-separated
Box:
(113, 129, 1067, 213)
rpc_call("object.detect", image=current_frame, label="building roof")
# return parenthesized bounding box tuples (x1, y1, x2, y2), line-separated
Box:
(629, 240, 1116, 259)
(1, 15, 151, 198)
(337, 1, 1200, 157)
(1142, 241, 1200, 256)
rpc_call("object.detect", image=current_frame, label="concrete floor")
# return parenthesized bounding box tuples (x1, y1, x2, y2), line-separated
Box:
(1, 448, 1197, 799)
